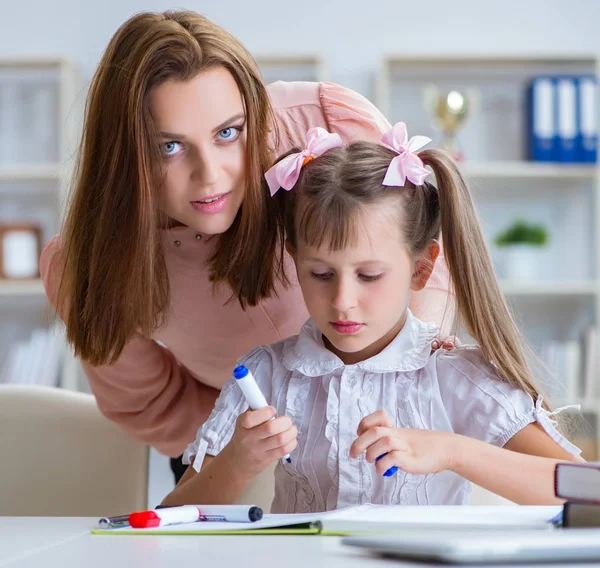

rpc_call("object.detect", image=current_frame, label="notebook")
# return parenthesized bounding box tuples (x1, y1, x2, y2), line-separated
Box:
(91, 505, 561, 536)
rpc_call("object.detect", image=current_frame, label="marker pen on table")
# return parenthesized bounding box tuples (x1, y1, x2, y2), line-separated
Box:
(97, 514, 131, 529)
(129, 504, 263, 528)
(233, 364, 292, 463)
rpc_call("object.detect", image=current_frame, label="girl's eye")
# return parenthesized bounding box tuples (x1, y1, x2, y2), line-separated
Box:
(311, 272, 333, 281)
(217, 126, 242, 142)
(359, 274, 383, 282)
(162, 141, 183, 156)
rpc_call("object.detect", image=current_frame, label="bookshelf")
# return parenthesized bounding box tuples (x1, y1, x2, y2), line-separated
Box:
(255, 54, 327, 84)
(0, 57, 84, 391)
(376, 53, 600, 459)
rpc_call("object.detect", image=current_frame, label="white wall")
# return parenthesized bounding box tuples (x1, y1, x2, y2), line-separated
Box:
(2, 0, 600, 99)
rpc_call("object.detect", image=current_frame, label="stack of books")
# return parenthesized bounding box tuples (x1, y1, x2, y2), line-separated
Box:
(555, 462, 600, 527)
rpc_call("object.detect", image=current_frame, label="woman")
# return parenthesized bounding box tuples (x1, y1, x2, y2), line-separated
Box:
(41, 10, 453, 482)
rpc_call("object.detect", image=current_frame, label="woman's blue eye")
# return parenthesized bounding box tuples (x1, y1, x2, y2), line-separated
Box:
(162, 141, 183, 156)
(217, 127, 241, 142)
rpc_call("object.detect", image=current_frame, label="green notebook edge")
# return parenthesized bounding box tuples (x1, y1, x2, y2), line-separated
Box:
(91, 521, 323, 536)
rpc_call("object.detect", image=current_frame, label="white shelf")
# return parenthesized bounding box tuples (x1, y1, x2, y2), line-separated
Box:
(500, 281, 598, 296)
(255, 53, 328, 82)
(255, 54, 323, 66)
(0, 55, 73, 68)
(0, 279, 46, 297)
(382, 53, 599, 66)
(462, 161, 597, 180)
(0, 164, 61, 181)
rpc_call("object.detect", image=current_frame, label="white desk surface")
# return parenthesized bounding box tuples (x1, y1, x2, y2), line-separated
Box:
(2, 515, 600, 568)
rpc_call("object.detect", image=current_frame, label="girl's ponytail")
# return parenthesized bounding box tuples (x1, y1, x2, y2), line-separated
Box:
(420, 149, 544, 405)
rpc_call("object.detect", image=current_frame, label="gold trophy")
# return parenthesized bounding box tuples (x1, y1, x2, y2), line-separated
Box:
(422, 85, 480, 161)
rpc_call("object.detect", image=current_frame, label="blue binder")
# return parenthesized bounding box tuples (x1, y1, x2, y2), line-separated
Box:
(528, 77, 556, 162)
(555, 76, 578, 163)
(577, 76, 597, 163)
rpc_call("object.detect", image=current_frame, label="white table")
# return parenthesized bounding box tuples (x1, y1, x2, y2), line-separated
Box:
(2, 516, 600, 568)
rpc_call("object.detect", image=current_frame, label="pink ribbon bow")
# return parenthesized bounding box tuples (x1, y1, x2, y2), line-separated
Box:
(381, 122, 431, 187)
(264, 127, 343, 196)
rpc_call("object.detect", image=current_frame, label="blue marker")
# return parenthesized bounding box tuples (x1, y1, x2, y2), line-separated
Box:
(376, 454, 398, 477)
(233, 365, 292, 463)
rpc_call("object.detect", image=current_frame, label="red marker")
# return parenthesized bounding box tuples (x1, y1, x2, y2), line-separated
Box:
(129, 505, 262, 528)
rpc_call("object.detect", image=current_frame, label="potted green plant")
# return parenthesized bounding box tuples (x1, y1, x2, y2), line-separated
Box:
(494, 219, 549, 281)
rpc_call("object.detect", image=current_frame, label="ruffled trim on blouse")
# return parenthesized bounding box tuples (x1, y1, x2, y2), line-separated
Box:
(283, 311, 439, 377)
(324, 375, 341, 510)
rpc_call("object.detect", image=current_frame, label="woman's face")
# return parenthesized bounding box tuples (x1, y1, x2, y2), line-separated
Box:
(149, 66, 247, 235)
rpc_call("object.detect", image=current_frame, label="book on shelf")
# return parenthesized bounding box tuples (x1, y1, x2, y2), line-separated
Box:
(538, 327, 600, 406)
(582, 327, 600, 402)
(0, 326, 63, 387)
(540, 339, 581, 403)
(555, 462, 600, 503)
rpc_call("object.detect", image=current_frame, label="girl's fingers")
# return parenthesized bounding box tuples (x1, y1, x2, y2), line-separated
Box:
(254, 415, 293, 440)
(373, 450, 406, 476)
(267, 438, 298, 461)
(263, 424, 298, 451)
(350, 426, 391, 458)
(356, 410, 393, 436)
(238, 407, 276, 429)
(365, 435, 401, 463)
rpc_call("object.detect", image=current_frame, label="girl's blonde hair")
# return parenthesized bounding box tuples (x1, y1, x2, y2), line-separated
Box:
(280, 142, 545, 405)
(59, 10, 286, 365)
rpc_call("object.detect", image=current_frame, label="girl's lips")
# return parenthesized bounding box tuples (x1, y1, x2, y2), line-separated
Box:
(330, 321, 363, 335)
(190, 192, 230, 214)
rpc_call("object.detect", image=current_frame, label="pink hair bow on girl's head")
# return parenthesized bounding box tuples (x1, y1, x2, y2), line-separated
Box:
(381, 122, 432, 187)
(264, 127, 343, 196)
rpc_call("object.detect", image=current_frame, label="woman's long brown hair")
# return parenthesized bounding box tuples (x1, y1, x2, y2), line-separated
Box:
(281, 143, 545, 405)
(59, 10, 286, 365)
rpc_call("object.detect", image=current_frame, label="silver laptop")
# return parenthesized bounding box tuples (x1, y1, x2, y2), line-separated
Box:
(343, 528, 600, 564)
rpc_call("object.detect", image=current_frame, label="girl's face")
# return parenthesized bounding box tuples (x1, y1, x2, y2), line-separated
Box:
(291, 201, 435, 365)
(149, 66, 247, 235)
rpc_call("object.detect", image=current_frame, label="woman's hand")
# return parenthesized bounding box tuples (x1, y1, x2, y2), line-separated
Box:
(224, 407, 298, 479)
(349, 410, 456, 476)
(431, 335, 461, 354)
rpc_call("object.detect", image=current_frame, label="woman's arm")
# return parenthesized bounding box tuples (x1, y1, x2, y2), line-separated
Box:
(82, 338, 219, 456)
(41, 236, 219, 456)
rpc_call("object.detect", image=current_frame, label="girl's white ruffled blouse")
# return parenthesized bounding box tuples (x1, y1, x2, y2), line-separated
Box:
(184, 310, 580, 513)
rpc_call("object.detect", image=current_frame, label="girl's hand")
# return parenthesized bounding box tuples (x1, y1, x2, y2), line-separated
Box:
(431, 335, 461, 354)
(349, 410, 455, 476)
(224, 407, 298, 478)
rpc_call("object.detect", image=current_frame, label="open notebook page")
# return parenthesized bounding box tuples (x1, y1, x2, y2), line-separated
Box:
(93, 505, 561, 535)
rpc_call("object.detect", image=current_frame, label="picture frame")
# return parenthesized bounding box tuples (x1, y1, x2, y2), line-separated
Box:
(0, 224, 42, 279)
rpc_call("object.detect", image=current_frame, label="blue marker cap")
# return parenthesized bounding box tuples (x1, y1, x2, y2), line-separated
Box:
(376, 454, 399, 477)
(233, 365, 249, 380)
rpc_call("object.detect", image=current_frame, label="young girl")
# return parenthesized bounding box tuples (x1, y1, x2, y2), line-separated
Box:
(164, 123, 579, 513)
(165, 122, 582, 512)
(40, 10, 452, 483)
